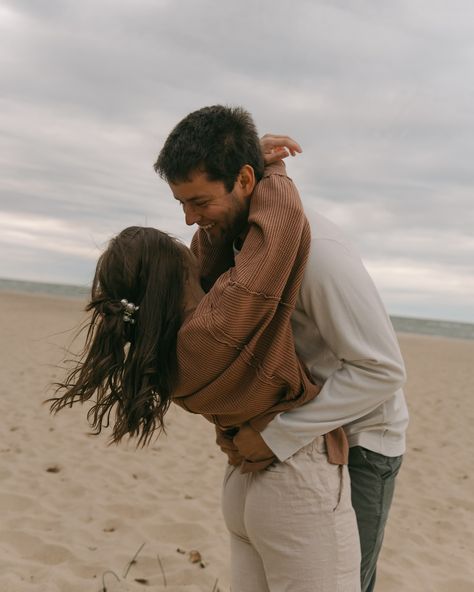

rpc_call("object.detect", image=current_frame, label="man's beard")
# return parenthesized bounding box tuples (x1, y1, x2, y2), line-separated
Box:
(207, 197, 249, 246)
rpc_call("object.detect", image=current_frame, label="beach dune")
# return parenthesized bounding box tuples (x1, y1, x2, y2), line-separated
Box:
(0, 291, 473, 591)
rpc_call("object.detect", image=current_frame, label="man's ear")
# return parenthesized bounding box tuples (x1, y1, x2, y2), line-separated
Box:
(236, 164, 256, 197)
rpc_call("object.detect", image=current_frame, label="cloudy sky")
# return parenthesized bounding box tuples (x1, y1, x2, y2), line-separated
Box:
(1, 0, 473, 322)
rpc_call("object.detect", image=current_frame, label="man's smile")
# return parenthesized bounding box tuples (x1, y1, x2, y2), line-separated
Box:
(199, 223, 215, 231)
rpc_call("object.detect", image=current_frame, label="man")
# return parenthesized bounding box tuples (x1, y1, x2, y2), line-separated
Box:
(155, 105, 408, 592)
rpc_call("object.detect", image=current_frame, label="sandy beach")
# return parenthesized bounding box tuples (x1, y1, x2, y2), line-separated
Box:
(1, 291, 473, 591)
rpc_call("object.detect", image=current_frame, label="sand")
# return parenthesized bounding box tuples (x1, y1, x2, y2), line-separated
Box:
(0, 291, 473, 591)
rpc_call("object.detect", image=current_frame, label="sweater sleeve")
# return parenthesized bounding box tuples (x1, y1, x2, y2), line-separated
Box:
(190, 231, 234, 293)
(176, 162, 310, 399)
(190, 161, 304, 297)
(232, 163, 307, 295)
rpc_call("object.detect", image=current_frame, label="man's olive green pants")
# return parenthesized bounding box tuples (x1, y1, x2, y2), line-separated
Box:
(349, 446, 403, 592)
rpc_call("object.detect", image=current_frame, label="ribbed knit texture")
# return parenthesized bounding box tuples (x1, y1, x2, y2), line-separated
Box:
(174, 162, 348, 472)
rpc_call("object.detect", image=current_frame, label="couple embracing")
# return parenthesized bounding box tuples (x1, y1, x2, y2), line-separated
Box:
(51, 105, 408, 591)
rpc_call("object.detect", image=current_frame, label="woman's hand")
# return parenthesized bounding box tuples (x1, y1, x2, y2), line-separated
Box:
(260, 134, 303, 165)
(233, 424, 275, 462)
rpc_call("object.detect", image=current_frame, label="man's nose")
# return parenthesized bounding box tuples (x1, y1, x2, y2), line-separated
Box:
(184, 204, 201, 226)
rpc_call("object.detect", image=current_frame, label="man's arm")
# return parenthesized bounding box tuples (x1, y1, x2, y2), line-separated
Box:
(259, 237, 406, 461)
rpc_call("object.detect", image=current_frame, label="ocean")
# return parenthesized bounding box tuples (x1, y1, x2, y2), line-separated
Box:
(390, 316, 474, 341)
(0, 278, 89, 299)
(1, 277, 473, 341)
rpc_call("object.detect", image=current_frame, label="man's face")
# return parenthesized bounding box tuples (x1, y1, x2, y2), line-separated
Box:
(169, 170, 251, 245)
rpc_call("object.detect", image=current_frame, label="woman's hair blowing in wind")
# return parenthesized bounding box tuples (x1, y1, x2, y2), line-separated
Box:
(48, 226, 187, 446)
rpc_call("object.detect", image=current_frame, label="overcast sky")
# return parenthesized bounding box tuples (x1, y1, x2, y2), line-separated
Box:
(1, 0, 473, 322)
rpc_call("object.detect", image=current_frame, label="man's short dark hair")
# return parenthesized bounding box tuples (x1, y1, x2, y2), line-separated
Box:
(154, 105, 264, 192)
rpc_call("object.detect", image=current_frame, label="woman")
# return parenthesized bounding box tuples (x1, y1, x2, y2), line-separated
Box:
(49, 160, 360, 591)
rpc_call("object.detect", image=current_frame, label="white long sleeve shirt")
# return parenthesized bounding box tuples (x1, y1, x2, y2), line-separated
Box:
(261, 209, 409, 461)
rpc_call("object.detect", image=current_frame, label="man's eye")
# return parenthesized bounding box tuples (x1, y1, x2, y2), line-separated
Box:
(177, 200, 208, 209)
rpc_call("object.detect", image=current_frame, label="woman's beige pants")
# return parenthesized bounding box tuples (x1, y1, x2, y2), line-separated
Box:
(222, 437, 361, 591)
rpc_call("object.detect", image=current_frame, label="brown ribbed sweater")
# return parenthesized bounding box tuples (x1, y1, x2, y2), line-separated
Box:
(173, 161, 348, 472)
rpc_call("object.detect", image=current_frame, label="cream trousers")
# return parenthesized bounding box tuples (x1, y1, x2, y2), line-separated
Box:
(221, 436, 361, 591)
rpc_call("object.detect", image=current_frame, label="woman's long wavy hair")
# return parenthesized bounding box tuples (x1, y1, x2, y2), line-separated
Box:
(48, 226, 187, 446)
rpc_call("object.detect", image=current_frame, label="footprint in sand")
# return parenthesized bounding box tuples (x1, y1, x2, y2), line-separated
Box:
(0, 530, 73, 565)
(0, 493, 32, 511)
(144, 522, 210, 546)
